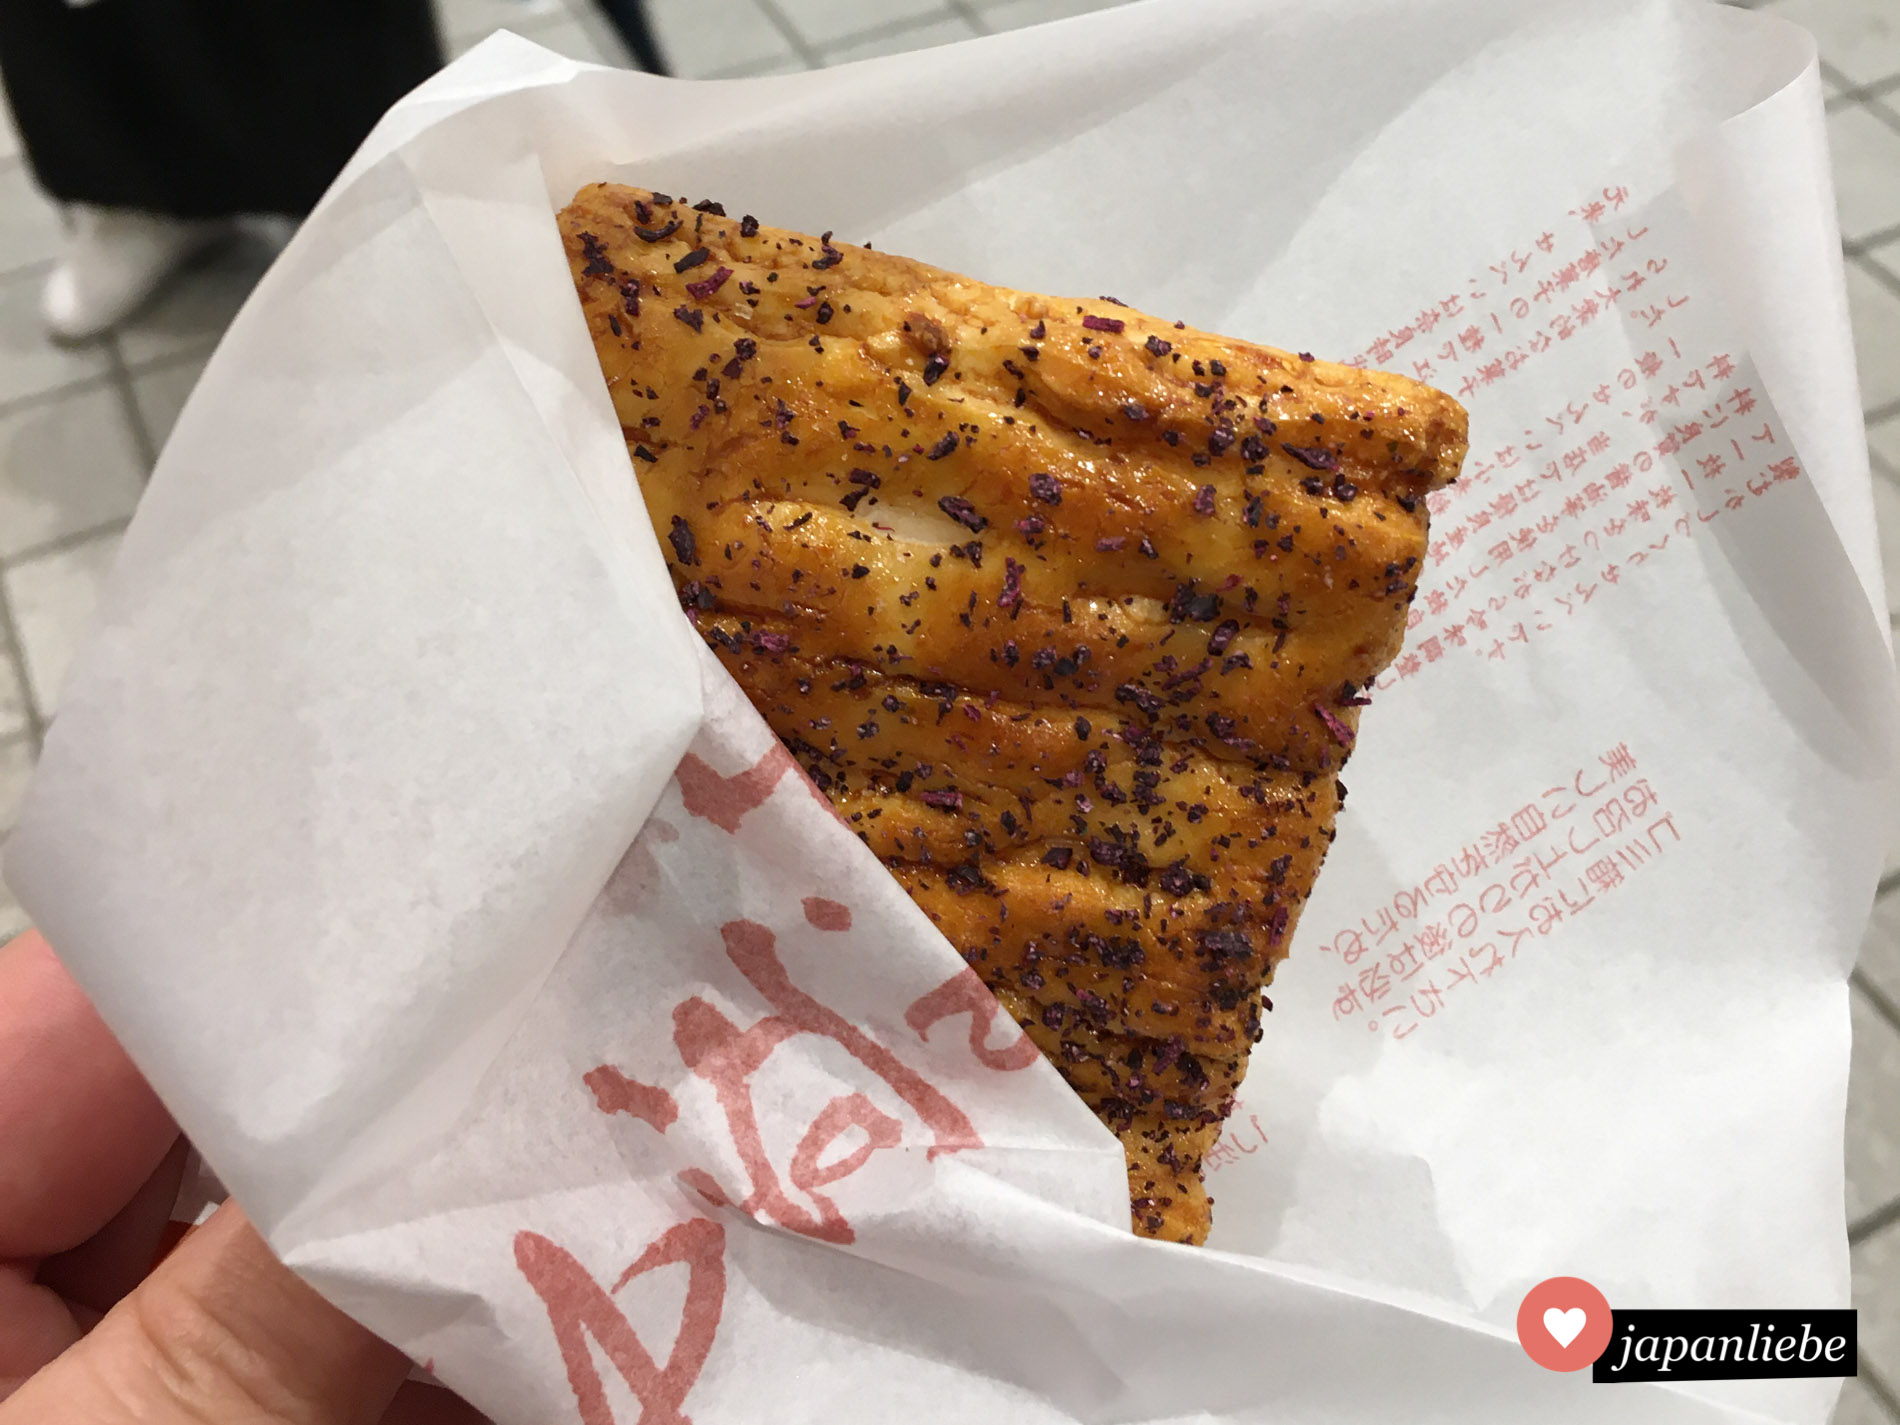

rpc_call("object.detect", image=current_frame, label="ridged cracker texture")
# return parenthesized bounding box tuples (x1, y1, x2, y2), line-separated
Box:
(561, 184, 1466, 1244)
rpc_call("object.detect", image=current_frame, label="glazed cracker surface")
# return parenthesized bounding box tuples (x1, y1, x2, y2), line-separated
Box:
(560, 183, 1467, 1244)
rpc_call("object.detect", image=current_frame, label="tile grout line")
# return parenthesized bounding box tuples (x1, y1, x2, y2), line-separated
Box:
(0, 565, 45, 753)
(1861, 1356, 1900, 1424)
(0, 368, 120, 423)
(1852, 1192, 1900, 1248)
(700, 53, 806, 79)
(1831, 72, 1900, 109)
(753, 0, 824, 68)
(796, 5, 980, 63)
(103, 336, 158, 474)
(1818, 58, 1856, 94)
(0, 515, 132, 579)
(0, 181, 52, 748)
(1854, 248, 1900, 311)
(945, 0, 989, 35)
(1866, 392, 1900, 430)
(0, 256, 55, 297)
(1854, 966, 1900, 1041)
(1845, 220, 1900, 259)
(1861, 93, 1900, 144)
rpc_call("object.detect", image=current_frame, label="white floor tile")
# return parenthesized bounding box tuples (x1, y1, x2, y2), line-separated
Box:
(1831, 1375, 1896, 1425)
(0, 383, 146, 563)
(0, 870, 30, 943)
(1871, 234, 1900, 284)
(0, 733, 33, 839)
(1767, 0, 1900, 89)
(1872, 413, 1900, 477)
(709, 53, 810, 77)
(773, 0, 948, 48)
(516, 11, 627, 65)
(821, 13, 979, 64)
(1829, 106, 1900, 244)
(645, 0, 794, 77)
(1873, 469, 1900, 615)
(0, 269, 110, 408)
(1850, 988, 1900, 1224)
(1846, 261, 1900, 413)
(4, 526, 122, 717)
(113, 231, 281, 369)
(131, 354, 210, 460)
(434, 0, 567, 43)
(1867, 889, 1900, 1009)
(0, 647, 26, 743)
(1855, 1218, 1900, 1396)
(978, 0, 1124, 29)
(0, 163, 64, 282)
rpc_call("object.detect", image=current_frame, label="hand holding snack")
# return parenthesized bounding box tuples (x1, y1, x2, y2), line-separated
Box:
(3, 5, 1880, 1418)
(0, 930, 473, 1425)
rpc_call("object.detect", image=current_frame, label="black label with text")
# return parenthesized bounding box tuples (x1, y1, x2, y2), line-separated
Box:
(1594, 1310, 1856, 1382)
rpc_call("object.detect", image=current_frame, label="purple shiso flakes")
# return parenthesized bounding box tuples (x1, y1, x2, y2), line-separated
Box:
(1283, 444, 1339, 472)
(999, 558, 1025, 611)
(667, 515, 697, 565)
(1314, 704, 1355, 746)
(938, 495, 987, 531)
(685, 265, 732, 300)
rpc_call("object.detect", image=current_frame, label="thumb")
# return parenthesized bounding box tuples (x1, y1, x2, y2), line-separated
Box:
(1, 1201, 411, 1425)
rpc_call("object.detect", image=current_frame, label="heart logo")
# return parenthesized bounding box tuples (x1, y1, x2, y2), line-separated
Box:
(1519, 1277, 1612, 1370)
(1544, 1306, 1587, 1348)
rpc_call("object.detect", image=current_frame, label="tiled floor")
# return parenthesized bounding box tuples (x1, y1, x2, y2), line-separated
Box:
(0, 0, 1896, 1410)
(1799, 0, 1900, 1411)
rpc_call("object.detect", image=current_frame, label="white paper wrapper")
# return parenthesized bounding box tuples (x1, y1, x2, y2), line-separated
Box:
(7, 1, 1894, 1421)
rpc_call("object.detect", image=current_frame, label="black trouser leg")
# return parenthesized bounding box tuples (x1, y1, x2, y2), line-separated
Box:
(594, 0, 668, 74)
(0, 0, 441, 217)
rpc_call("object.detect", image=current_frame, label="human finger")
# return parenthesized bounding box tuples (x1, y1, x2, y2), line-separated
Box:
(34, 1135, 191, 1318)
(0, 1201, 410, 1425)
(0, 931, 177, 1259)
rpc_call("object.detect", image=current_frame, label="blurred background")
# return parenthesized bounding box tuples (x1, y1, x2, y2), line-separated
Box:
(0, 0, 1895, 1415)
